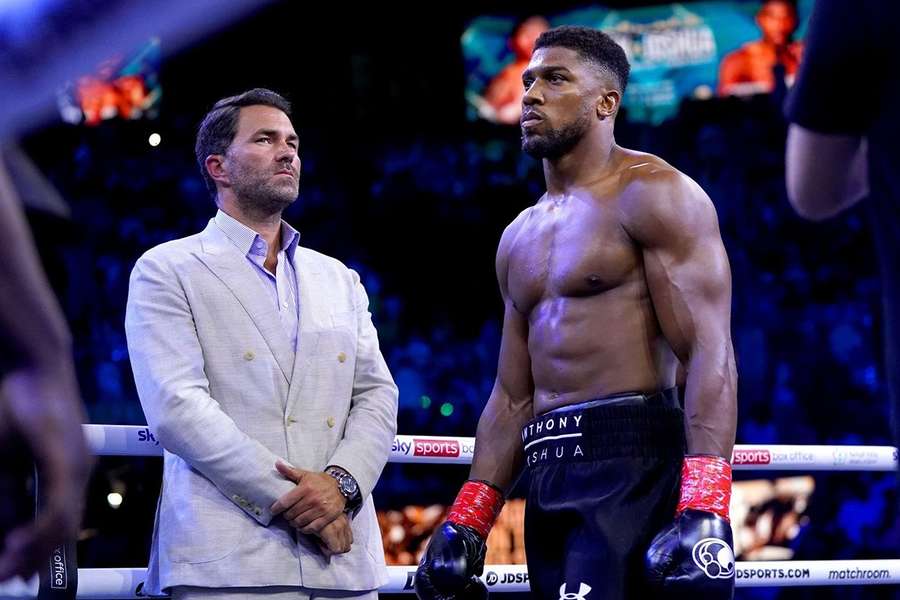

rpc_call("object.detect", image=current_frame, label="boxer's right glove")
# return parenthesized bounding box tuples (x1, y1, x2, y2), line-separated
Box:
(645, 455, 735, 600)
(414, 480, 504, 600)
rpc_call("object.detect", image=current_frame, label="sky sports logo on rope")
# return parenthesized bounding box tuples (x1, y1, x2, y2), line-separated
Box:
(392, 437, 474, 458)
(413, 438, 460, 458)
(392, 439, 412, 455)
(137, 427, 160, 446)
(732, 449, 771, 465)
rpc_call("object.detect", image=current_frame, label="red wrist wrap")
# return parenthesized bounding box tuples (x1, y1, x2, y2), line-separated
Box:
(446, 480, 505, 539)
(676, 455, 732, 522)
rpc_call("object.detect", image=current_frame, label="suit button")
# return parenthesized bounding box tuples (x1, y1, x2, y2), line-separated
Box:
(286, 416, 297, 426)
(337, 352, 346, 363)
(243, 351, 255, 361)
(327, 416, 335, 428)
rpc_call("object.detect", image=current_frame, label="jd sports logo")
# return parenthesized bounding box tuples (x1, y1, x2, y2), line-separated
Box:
(559, 582, 591, 600)
(487, 572, 528, 585)
(692, 537, 735, 579)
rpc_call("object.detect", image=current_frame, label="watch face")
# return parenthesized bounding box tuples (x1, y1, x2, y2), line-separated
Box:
(340, 477, 358, 496)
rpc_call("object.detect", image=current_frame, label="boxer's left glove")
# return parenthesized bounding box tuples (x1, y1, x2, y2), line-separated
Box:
(415, 480, 504, 600)
(645, 455, 735, 599)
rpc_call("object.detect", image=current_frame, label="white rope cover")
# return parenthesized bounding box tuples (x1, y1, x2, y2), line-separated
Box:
(83, 424, 899, 471)
(3, 561, 900, 598)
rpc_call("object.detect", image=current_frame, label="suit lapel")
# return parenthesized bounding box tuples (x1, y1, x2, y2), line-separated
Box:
(287, 247, 321, 409)
(195, 222, 294, 385)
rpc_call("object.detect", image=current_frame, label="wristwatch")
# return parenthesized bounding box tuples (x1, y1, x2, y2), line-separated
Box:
(325, 466, 361, 512)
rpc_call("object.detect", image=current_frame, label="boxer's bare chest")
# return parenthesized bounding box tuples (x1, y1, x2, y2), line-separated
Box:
(506, 190, 642, 317)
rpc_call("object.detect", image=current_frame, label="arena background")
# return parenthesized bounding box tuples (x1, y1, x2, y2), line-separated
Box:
(8, 1, 896, 598)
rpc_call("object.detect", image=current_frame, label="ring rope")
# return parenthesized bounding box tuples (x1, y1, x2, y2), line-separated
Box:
(4, 561, 900, 598)
(82, 424, 899, 471)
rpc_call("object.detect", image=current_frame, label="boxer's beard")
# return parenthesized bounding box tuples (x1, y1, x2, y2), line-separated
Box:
(522, 110, 592, 160)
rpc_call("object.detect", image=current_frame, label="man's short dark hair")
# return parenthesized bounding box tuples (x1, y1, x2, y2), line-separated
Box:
(195, 88, 292, 196)
(534, 25, 631, 93)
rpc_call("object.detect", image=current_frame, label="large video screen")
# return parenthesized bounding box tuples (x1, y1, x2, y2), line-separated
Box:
(58, 38, 161, 126)
(463, 1, 813, 125)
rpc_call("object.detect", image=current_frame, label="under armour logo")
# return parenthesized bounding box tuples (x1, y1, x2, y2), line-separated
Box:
(559, 582, 591, 600)
(691, 537, 735, 579)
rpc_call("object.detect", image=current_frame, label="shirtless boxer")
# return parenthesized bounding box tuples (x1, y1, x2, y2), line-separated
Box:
(416, 25, 737, 600)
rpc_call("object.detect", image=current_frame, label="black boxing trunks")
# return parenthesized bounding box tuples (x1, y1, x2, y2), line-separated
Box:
(521, 389, 686, 600)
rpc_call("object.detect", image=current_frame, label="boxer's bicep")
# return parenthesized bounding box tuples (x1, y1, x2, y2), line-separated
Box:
(643, 216, 731, 363)
(625, 171, 731, 360)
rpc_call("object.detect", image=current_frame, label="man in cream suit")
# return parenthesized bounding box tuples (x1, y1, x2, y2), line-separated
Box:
(125, 88, 398, 599)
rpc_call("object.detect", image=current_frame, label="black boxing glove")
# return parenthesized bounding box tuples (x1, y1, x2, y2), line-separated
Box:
(645, 455, 735, 599)
(414, 522, 488, 600)
(415, 480, 504, 600)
